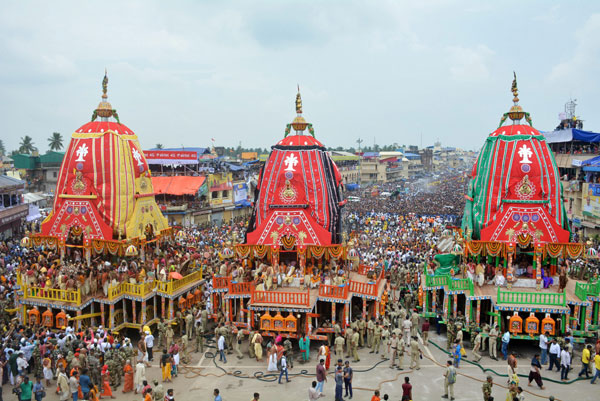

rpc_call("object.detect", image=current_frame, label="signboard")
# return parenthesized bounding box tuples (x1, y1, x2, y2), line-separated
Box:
(143, 150, 198, 165)
(582, 183, 600, 218)
(234, 183, 248, 203)
(572, 159, 583, 167)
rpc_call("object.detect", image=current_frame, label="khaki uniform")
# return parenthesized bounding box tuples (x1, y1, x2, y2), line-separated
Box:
(367, 320, 375, 348)
(410, 312, 420, 337)
(334, 323, 341, 339)
(185, 313, 194, 338)
(489, 328, 498, 359)
(351, 331, 360, 362)
(373, 326, 382, 354)
(165, 326, 174, 350)
(456, 328, 464, 347)
(444, 366, 456, 398)
(410, 338, 420, 369)
(157, 322, 166, 348)
(358, 319, 366, 348)
(381, 328, 390, 356)
(472, 333, 483, 362)
(334, 335, 345, 356)
(235, 330, 244, 359)
(181, 334, 189, 363)
(390, 336, 404, 369)
(196, 328, 204, 353)
(345, 328, 354, 357)
(248, 331, 256, 358)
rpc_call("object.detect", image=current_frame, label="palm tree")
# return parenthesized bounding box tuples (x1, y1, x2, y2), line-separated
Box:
(156, 143, 164, 149)
(19, 136, 36, 154)
(0, 139, 5, 156)
(48, 132, 63, 151)
(48, 132, 64, 151)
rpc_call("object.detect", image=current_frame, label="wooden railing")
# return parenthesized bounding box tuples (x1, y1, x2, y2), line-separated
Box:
(424, 275, 474, 296)
(229, 281, 253, 296)
(349, 270, 383, 297)
(212, 276, 231, 290)
(24, 285, 81, 305)
(318, 284, 349, 300)
(108, 281, 157, 301)
(575, 281, 600, 301)
(156, 270, 203, 295)
(251, 288, 310, 306)
(497, 288, 566, 307)
(107, 283, 124, 300)
(449, 278, 474, 294)
(426, 274, 449, 288)
(357, 265, 372, 275)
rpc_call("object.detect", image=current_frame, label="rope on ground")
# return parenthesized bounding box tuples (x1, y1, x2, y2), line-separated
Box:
(426, 339, 568, 400)
(179, 348, 411, 390)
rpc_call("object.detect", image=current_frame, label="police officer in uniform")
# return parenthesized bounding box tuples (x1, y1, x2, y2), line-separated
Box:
(472, 329, 483, 362)
(489, 324, 499, 360)
(235, 330, 244, 359)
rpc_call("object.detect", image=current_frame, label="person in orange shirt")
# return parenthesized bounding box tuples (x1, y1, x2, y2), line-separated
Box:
(122, 360, 134, 393)
(144, 388, 153, 401)
(371, 390, 381, 401)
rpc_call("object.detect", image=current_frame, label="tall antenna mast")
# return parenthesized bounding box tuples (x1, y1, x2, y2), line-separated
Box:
(356, 138, 363, 153)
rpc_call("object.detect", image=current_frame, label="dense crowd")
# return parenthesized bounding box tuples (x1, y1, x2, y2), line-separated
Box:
(3, 171, 600, 401)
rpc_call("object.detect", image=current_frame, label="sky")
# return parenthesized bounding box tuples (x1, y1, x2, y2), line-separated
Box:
(1, 0, 600, 153)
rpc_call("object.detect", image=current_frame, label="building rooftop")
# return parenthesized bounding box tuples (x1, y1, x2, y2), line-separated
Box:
(0, 175, 25, 189)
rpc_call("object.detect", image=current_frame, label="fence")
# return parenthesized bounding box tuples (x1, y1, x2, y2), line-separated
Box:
(108, 281, 157, 300)
(24, 285, 81, 305)
(250, 288, 310, 306)
(349, 270, 383, 297)
(212, 276, 231, 290)
(575, 281, 600, 301)
(318, 284, 349, 300)
(229, 281, 253, 296)
(156, 271, 203, 295)
(497, 288, 566, 307)
(424, 275, 474, 295)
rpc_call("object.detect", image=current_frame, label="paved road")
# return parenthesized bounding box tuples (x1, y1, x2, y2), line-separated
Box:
(48, 332, 596, 401)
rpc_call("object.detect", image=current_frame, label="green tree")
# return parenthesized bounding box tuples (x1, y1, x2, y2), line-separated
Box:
(156, 143, 164, 149)
(48, 132, 64, 151)
(19, 136, 36, 154)
(0, 139, 5, 156)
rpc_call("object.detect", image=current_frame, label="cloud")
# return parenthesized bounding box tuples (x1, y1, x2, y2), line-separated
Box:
(548, 13, 600, 84)
(445, 44, 494, 81)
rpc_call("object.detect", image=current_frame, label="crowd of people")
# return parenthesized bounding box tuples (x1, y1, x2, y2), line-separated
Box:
(2, 170, 600, 401)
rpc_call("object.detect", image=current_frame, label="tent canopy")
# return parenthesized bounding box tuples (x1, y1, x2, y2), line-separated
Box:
(151, 176, 206, 196)
(582, 155, 600, 172)
(543, 128, 600, 144)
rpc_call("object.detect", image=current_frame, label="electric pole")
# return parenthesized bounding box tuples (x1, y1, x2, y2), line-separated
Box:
(356, 138, 363, 153)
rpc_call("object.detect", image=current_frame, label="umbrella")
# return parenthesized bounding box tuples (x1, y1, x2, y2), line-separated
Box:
(168, 272, 183, 280)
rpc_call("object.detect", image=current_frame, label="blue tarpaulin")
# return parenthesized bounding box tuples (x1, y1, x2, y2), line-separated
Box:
(235, 199, 252, 208)
(582, 155, 600, 172)
(543, 128, 600, 143)
(345, 183, 359, 191)
(225, 163, 245, 171)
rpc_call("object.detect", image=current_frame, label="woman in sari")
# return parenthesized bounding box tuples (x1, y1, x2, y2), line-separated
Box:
(100, 365, 115, 399)
(541, 267, 553, 289)
(453, 340, 462, 368)
(299, 334, 310, 363)
(122, 360, 134, 393)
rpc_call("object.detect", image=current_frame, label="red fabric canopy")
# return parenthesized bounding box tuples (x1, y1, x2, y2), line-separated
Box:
(151, 176, 206, 196)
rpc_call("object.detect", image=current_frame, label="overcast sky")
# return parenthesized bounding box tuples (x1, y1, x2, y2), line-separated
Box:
(1, 0, 599, 153)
